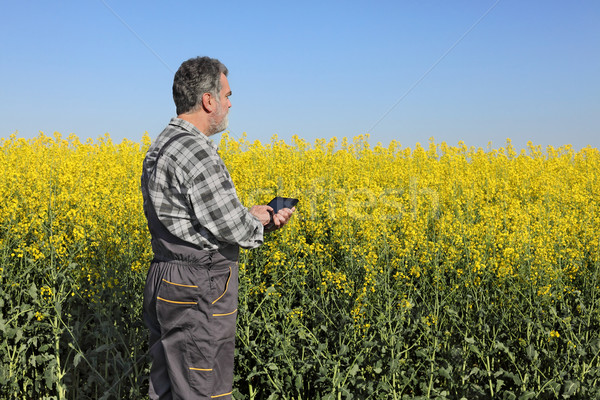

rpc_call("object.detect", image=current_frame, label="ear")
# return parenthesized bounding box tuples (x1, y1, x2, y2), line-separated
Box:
(201, 92, 215, 112)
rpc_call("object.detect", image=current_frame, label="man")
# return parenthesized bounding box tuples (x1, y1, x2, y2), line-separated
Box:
(141, 56, 294, 399)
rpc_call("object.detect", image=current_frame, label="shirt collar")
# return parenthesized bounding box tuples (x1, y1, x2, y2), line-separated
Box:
(168, 117, 217, 150)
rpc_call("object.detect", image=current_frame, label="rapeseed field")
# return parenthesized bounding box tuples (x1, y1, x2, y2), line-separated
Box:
(1, 132, 599, 399)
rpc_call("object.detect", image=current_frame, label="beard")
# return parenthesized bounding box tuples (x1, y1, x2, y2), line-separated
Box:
(207, 109, 229, 136)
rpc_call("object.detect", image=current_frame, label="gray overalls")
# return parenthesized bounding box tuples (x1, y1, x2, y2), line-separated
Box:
(142, 133, 239, 400)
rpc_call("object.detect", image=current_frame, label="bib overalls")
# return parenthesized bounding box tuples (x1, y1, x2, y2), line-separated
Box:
(142, 133, 239, 400)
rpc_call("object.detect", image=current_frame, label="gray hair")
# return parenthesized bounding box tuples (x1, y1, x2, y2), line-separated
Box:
(172, 56, 229, 115)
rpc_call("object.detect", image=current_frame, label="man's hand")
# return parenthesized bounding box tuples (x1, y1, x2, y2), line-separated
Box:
(270, 206, 295, 230)
(250, 205, 295, 232)
(249, 205, 272, 225)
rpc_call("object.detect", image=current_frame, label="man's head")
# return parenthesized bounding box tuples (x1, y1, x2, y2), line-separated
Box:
(173, 57, 231, 135)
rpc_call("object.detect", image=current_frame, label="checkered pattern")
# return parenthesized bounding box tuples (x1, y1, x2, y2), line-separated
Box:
(142, 118, 264, 250)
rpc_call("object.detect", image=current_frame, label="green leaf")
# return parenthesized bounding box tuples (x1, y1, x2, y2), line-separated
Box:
(496, 378, 505, 393)
(14, 328, 23, 343)
(266, 363, 278, 371)
(265, 286, 276, 294)
(469, 343, 482, 356)
(340, 387, 353, 399)
(518, 391, 536, 400)
(55, 301, 62, 316)
(339, 343, 348, 355)
(502, 391, 517, 400)
(29, 283, 38, 301)
(526, 344, 538, 361)
(44, 360, 57, 390)
(563, 380, 580, 398)
(503, 371, 522, 386)
(93, 343, 114, 353)
(439, 365, 452, 380)
(74, 352, 83, 368)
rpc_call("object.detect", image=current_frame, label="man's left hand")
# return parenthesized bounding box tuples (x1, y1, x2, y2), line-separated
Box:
(270, 207, 295, 230)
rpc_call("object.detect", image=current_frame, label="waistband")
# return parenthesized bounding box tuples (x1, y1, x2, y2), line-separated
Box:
(152, 244, 239, 265)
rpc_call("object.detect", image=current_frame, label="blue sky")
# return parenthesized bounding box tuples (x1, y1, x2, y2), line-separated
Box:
(1, 1, 598, 151)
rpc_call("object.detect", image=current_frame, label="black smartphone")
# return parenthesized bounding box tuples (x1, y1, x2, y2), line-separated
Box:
(267, 196, 299, 213)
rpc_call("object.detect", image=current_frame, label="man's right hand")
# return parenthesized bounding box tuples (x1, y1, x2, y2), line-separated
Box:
(250, 205, 296, 231)
(250, 205, 273, 226)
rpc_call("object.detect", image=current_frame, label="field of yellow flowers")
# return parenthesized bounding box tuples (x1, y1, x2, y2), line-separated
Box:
(1, 131, 599, 399)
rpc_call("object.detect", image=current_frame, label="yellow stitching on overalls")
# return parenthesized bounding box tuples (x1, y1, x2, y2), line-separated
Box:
(212, 308, 237, 317)
(211, 266, 232, 305)
(161, 278, 198, 288)
(157, 296, 196, 305)
(211, 391, 233, 398)
(189, 367, 213, 371)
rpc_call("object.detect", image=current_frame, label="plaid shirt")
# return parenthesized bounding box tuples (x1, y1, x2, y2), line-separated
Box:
(141, 118, 264, 250)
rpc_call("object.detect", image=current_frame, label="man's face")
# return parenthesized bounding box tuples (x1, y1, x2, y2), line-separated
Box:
(208, 73, 232, 135)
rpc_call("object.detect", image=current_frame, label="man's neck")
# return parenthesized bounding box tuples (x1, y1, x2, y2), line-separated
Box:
(177, 113, 211, 136)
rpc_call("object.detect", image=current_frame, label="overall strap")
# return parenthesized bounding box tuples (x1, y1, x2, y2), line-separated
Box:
(154, 132, 193, 169)
(143, 131, 207, 258)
